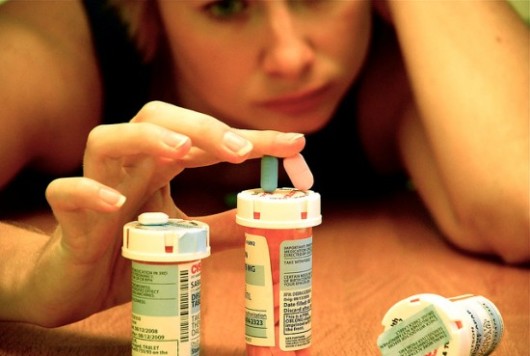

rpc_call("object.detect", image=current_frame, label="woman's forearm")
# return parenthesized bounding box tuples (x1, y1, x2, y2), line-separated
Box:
(389, 0, 529, 262)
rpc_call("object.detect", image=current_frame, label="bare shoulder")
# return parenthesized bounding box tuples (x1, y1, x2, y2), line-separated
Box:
(0, 0, 101, 187)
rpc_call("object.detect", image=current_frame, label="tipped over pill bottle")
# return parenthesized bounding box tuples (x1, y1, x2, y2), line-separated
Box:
(236, 188, 321, 355)
(377, 293, 504, 356)
(122, 212, 211, 356)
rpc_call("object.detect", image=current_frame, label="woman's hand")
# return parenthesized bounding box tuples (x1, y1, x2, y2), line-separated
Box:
(22, 102, 305, 326)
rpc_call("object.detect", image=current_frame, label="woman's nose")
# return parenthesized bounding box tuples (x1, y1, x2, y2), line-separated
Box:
(260, 7, 315, 79)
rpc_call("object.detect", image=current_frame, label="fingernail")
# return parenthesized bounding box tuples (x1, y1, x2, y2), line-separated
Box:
(99, 187, 126, 207)
(279, 132, 304, 142)
(223, 132, 253, 156)
(163, 132, 190, 149)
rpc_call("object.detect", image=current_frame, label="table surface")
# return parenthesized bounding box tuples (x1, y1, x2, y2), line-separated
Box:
(0, 192, 528, 355)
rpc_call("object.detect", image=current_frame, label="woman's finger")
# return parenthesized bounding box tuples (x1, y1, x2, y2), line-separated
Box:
(233, 129, 306, 158)
(177, 130, 307, 167)
(83, 123, 194, 189)
(131, 101, 307, 163)
(132, 101, 255, 163)
(46, 177, 126, 213)
(84, 122, 192, 162)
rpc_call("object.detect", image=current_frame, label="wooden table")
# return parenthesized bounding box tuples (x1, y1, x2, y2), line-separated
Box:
(0, 192, 528, 355)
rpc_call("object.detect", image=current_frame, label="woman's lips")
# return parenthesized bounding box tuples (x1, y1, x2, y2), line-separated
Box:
(258, 85, 331, 115)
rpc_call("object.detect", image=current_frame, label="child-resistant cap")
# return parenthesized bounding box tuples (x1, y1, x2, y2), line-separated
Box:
(122, 212, 211, 263)
(236, 188, 321, 229)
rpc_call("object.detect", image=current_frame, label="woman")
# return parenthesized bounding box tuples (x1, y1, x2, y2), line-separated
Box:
(0, 0, 527, 327)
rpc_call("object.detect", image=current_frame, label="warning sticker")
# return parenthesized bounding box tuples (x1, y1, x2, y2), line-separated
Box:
(377, 305, 451, 356)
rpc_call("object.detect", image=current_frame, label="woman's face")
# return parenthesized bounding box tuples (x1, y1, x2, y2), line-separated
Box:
(157, 0, 372, 133)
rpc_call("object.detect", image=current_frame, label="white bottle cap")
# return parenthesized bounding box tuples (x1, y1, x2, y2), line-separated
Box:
(122, 212, 211, 262)
(236, 188, 321, 229)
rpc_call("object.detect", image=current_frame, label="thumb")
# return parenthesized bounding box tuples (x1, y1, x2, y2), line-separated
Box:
(45, 177, 127, 262)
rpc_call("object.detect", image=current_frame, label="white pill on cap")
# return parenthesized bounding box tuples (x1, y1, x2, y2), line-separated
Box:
(283, 154, 314, 191)
(138, 212, 169, 225)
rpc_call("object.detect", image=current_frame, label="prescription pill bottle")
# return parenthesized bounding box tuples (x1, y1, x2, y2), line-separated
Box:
(122, 212, 211, 356)
(377, 293, 504, 356)
(236, 188, 321, 354)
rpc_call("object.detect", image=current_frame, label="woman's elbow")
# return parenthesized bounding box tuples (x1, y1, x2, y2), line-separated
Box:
(444, 195, 530, 264)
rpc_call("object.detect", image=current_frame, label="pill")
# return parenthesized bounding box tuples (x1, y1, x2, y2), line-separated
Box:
(260, 155, 278, 193)
(283, 154, 314, 191)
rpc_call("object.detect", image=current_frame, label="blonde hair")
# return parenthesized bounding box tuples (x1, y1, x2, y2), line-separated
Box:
(107, 0, 162, 61)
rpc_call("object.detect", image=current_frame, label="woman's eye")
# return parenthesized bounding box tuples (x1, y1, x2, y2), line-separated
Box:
(205, 0, 247, 18)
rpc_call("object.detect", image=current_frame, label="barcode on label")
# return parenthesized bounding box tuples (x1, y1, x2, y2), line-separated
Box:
(180, 269, 190, 342)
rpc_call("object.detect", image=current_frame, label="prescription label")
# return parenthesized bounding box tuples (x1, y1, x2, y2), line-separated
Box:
(377, 305, 451, 356)
(453, 295, 504, 355)
(279, 237, 312, 351)
(131, 261, 202, 356)
(244, 234, 275, 346)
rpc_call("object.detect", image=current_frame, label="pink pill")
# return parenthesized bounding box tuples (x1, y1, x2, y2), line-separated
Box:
(283, 154, 314, 191)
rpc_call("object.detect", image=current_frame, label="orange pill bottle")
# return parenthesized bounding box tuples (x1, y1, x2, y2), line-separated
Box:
(236, 188, 321, 355)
